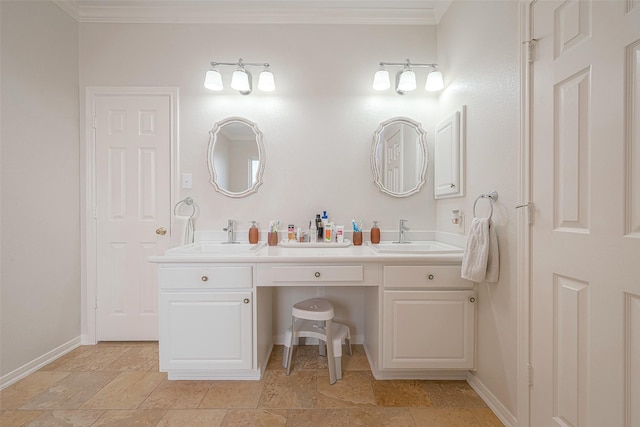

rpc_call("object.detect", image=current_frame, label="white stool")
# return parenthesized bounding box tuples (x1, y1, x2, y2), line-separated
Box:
(282, 298, 351, 384)
(283, 319, 352, 380)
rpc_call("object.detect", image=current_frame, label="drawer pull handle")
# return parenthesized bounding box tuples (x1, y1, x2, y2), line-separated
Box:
(314, 272, 321, 278)
(428, 274, 435, 280)
(469, 297, 476, 303)
(243, 298, 250, 304)
(201, 276, 208, 282)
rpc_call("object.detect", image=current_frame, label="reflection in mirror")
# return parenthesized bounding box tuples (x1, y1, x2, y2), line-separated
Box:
(208, 117, 265, 198)
(371, 117, 428, 197)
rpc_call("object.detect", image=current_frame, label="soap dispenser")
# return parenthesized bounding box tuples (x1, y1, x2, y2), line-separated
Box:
(370, 221, 380, 244)
(248, 221, 259, 244)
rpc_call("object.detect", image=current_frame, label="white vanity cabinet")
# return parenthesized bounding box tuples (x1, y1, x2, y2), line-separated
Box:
(381, 265, 475, 370)
(158, 264, 255, 378)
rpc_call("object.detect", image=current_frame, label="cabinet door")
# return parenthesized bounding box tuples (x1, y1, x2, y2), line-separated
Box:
(159, 291, 252, 371)
(383, 290, 475, 369)
(434, 110, 463, 198)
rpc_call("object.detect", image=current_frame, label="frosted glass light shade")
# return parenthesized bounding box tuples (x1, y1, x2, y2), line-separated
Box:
(231, 69, 250, 92)
(425, 70, 444, 91)
(397, 69, 416, 92)
(373, 69, 390, 90)
(204, 69, 223, 90)
(258, 70, 275, 91)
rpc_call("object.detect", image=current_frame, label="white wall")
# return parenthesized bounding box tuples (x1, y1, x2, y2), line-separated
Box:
(437, 1, 520, 418)
(0, 1, 80, 378)
(79, 23, 439, 235)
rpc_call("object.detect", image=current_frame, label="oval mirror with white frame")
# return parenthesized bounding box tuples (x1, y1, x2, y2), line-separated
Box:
(371, 117, 428, 197)
(207, 116, 265, 198)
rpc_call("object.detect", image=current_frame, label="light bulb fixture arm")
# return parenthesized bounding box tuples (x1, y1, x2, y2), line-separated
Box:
(378, 59, 438, 69)
(210, 58, 270, 69)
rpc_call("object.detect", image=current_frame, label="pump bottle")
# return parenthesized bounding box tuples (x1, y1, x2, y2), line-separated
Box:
(370, 220, 380, 244)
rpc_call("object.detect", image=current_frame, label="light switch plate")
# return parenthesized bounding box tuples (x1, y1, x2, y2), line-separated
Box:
(182, 173, 193, 189)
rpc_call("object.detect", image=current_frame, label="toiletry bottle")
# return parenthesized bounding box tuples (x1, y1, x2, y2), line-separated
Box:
(325, 222, 333, 242)
(309, 222, 317, 243)
(371, 221, 380, 244)
(288, 224, 296, 241)
(248, 221, 259, 244)
(315, 214, 323, 240)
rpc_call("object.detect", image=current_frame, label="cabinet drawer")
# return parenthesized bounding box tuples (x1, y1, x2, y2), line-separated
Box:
(258, 265, 372, 286)
(159, 265, 253, 289)
(383, 265, 471, 289)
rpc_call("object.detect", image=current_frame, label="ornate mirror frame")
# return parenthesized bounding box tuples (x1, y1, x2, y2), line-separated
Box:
(207, 116, 265, 198)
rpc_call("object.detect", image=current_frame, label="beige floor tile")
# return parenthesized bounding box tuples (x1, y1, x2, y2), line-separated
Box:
(220, 409, 287, 426)
(156, 409, 227, 427)
(91, 409, 166, 426)
(468, 407, 505, 427)
(372, 380, 433, 408)
(20, 372, 119, 410)
(348, 408, 417, 427)
(341, 345, 371, 372)
(139, 379, 211, 409)
(409, 408, 481, 426)
(23, 409, 105, 426)
(316, 371, 376, 408)
(257, 370, 317, 409)
(100, 346, 159, 372)
(0, 372, 71, 410)
(38, 347, 91, 371)
(423, 380, 487, 408)
(266, 345, 285, 371)
(286, 408, 350, 426)
(200, 380, 264, 409)
(0, 410, 43, 427)
(80, 372, 165, 410)
(40, 346, 130, 372)
(286, 345, 329, 371)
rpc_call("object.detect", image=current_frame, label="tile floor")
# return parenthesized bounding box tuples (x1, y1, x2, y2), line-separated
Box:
(0, 342, 504, 426)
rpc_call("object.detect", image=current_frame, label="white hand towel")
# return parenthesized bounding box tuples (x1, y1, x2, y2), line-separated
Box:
(485, 219, 500, 283)
(461, 217, 491, 282)
(170, 215, 194, 248)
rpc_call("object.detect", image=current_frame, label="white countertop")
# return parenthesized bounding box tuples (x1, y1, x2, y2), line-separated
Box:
(148, 241, 465, 264)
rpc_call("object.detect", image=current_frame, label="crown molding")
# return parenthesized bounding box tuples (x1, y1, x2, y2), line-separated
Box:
(52, 0, 451, 25)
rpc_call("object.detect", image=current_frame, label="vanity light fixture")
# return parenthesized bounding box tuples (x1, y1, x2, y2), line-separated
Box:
(373, 59, 443, 94)
(204, 58, 275, 95)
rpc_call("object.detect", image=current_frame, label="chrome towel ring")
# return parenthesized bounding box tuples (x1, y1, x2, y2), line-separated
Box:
(174, 197, 196, 218)
(473, 191, 499, 219)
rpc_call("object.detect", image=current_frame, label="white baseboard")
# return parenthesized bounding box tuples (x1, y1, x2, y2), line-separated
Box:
(466, 372, 518, 427)
(0, 336, 81, 390)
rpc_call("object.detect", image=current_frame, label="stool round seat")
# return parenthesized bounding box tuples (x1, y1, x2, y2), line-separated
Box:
(292, 298, 334, 321)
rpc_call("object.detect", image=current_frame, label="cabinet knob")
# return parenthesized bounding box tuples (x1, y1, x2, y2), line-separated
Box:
(469, 297, 476, 303)
(428, 274, 434, 280)
(155, 227, 167, 235)
(243, 298, 250, 304)
(201, 276, 208, 282)
(314, 272, 321, 278)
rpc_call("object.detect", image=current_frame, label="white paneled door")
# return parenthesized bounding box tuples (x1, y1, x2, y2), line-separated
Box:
(530, 1, 640, 426)
(94, 94, 172, 341)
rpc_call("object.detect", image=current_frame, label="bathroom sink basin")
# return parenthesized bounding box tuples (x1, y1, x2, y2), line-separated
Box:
(368, 241, 463, 254)
(165, 242, 266, 255)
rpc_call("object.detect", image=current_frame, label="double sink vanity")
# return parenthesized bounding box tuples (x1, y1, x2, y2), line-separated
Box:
(149, 237, 475, 381)
(151, 111, 472, 380)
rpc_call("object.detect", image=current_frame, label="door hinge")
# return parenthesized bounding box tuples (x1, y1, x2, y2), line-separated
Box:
(92, 116, 97, 129)
(527, 363, 534, 386)
(95, 295, 98, 310)
(523, 39, 538, 63)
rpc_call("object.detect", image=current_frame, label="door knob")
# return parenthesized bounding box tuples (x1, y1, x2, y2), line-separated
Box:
(156, 227, 167, 235)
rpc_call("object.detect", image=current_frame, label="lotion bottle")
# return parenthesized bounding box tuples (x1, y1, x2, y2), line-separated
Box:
(370, 220, 380, 244)
(249, 221, 259, 244)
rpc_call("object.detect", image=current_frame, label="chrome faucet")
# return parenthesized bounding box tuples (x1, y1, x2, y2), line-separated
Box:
(222, 219, 236, 243)
(395, 219, 410, 244)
